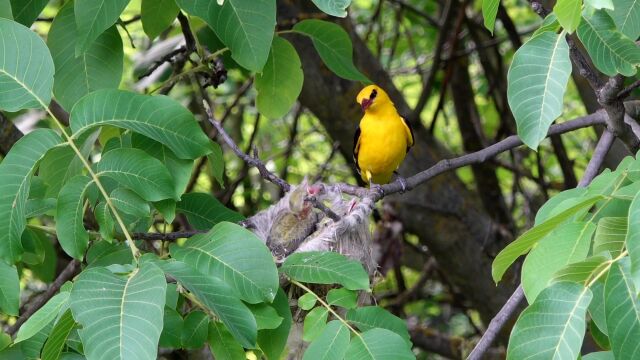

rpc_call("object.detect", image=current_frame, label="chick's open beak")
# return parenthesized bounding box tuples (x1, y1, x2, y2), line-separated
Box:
(361, 98, 372, 111)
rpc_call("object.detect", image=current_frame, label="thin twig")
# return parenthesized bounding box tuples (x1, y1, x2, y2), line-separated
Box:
(7, 260, 81, 336)
(618, 79, 640, 99)
(578, 130, 615, 187)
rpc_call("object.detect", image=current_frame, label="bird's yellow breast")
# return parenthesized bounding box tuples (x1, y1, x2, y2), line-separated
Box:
(357, 113, 410, 184)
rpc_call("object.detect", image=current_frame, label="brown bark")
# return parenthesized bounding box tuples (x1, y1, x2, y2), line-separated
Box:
(280, 0, 516, 322)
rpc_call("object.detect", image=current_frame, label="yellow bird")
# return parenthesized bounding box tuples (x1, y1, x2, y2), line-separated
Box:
(354, 85, 414, 187)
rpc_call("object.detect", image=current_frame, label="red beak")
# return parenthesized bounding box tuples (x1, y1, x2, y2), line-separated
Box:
(361, 98, 372, 111)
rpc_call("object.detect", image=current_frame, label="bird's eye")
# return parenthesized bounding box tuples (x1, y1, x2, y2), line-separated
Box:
(370, 89, 377, 99)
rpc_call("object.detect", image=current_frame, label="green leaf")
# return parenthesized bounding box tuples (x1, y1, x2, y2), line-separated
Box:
(327, 288, 358, 309)
(493, 195, 603, 283)
(41, 310, 76, 360)
(0, 331, 9, 351)
(626, 191, 640, 284)
(585, 0, 614, 10)
(583, 351, 615, 360)
(303, 307, 328, 342)
(0, 0, 11, 20)
(207, 142, 225, 187)
(159, 308, 183, 348)
(507, 31, 572, 149)
(0, 129, 61, 262)
(176, 192, 244, 229)
(156, 259, 257, 348)
(293, 19, 370, 83)
(131, 133, 194, 197)
(534, 13, 562, 36)
(15, 291, 70, 343)
(74, 0, 130, 55)
(21, 228, 46, 265)
(69, 263, 167, 360)
(181, 311, 209, 349)
(141, 0, 179, 39)
(577, 10, 640, 77)
(86, 241, 133, 268)
(589, 318, 611, 350)
(589, 281, 608, 335)
(48, 3, 123, 111)
(282, 251, 370, 290)
(507, 282, 591, 360)
(346, 306, 411, 346)
(535, 187, 587, 224)
(554, 0, 583, 33)
(257, 288, 292, 360)
(0, 18, 55, 111)
(70, 89, 212, 159)
(593, 217, 627, 257)
(27, 231, 57, 282)
(97, 148, 176, 202)
(55, 175, 92, 260)
(95, 202, 115, 242)
(247, 303, 283, 330)
(25, 198, 56, 218)
(298, 292, 317, 310)
(345, 328, 415, 360)
(255, 37, 303, 119)
(21, 319, 54, 358)
(110, 188, 150, 218)
(0, 261, 19, 316)
(311, 0, 351, 17)
(552, 254, 611, 284)
(612, 181, 640, 200)
(522, 221, 595, 302)
(175, 0, 276, 71)
(170, 222, 279, 303)
(606, 0, 640, 39)
(209, 322, 246, 360)
(482, 0, 499, 34)
(9, 0, 47, 26)
(604, 259, 640, 359)
(303, 320, 350, 360)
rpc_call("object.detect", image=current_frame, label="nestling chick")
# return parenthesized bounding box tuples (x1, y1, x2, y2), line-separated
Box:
(354, 85, 414, 186)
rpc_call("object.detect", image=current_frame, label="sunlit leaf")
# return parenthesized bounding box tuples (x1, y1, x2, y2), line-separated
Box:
(604, 259, 640, 359)
(282, 251, 370, 290)
(311, 0, 351, 17)
(482, 0, 499, 33)
(554, 0, 583, 33)
(593, 217, 627, 257)
(15, 292, 70, 344)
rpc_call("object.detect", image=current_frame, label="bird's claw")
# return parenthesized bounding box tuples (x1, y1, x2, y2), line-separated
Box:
(370, 183, 384, 196)
(397, 176, 408, 193)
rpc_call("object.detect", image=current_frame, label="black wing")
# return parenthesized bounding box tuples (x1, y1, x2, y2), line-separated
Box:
(353, 126, 361, 175)
(401, 116, 415, 153)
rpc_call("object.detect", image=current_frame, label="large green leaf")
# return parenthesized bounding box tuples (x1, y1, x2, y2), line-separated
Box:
(0, 18, 55, 111)
(282, 251, 370, 290)
(175, 0, 275, 71)
(255, 36, 303, 119)
(507, 31, 572, 149)
(522, 221, 595, 302)
(507, 282, 591, 360)
(96, 148, 176, 202)
(554, 0, 582, 33)
(70, 89, 211, 159)
(583, 352, 615, 360)
(593, 217, 627, 257)
(74, 0, 130, 54)
(9, 0, 47, 27)
(534, 187, 587, 224)
(311, 0, 351, 17)
(0, 261, 19, 316)
(292, 19, 370, 83)
(589, 281, 608, 335)
(345, 328, 415, 360)
(48, 3, 124, 111)
(170, 222, 278, 303)
(69, 263, 167, 360)
(248, 303, 282, 330)
(41, 310, 76, 360)
(303, 320, 350, 360)
(156, 259, 257, 348)
(577, 10, 640, 77)
(482, 0, 499, 33)
(327, 288, 358, 309)
(208, 322, 246, 360)
(626, 192, 640, 285)
(604, 259, 640, 359)
(346, 306, 411, 346)
(55, 175, 92, 260)
(0, 0, 11, 20)
(257, 288, 292, 360)
(110, 187, 150, 218)
(552, 254, 611, 284)
(0, 129, 60, 262)
(607, 0, 640, 39)
(181, 311, 209, 349)
(303, 307, 328, 342)
(15, 291, 69, 344)
(492, 195, 603, 283)
(176, 192, 244, 229)
(159, 308, 183, 348)
(141, 0, 179, 40)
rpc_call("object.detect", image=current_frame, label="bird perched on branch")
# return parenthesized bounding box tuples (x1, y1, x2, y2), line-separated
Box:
(354, 85, 414, 188)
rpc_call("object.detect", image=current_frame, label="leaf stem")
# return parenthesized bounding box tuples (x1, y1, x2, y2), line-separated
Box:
(290, 279, 362, 339)
(42, 105, 141, 261)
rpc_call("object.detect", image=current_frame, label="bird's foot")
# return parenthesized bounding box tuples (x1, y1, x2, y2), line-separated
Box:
(369, 180, 384, 196)
(393, 172, 408, 193)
